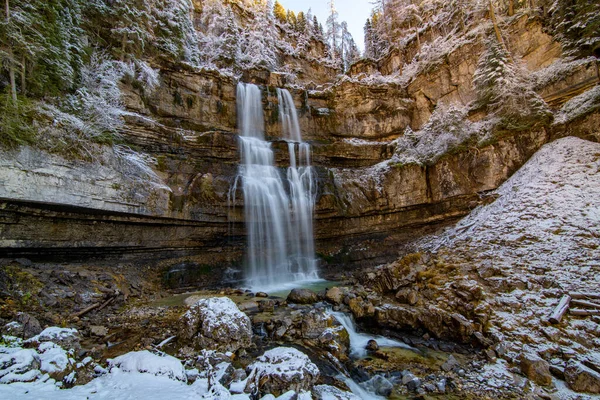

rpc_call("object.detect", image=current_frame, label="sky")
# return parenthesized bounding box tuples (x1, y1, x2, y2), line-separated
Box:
(278, 0, 374, 52)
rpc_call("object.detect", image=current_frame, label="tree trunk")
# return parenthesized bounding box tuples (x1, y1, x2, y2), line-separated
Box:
(488, 0, 512, 61)
(5, 0, 16, 103)
(548, 295, 571, 324)
(20, 55, 25, 96)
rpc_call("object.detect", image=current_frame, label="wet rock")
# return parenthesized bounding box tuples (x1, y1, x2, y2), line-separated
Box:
(178, 297, 252, 353)
(256, 292, 268, 298)
(520, 352, 552, 386)
(245, 347, 319, 396)
(325, 287, 345, 305)
(564, 360, 600, 393)
(441, 355, 459, 372)
(287, 288, 318, 304)
(366, 339, 379, 351)
(361, 375, 393, 397)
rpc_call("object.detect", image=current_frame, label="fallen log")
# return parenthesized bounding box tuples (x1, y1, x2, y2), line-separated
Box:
(548, 294, 571, 324)
(570, 309, 600, 316)
(570, 293, 600, 300)
(73, 303, 100, 318)
(571, 299, 600, 309)
(96, 296, 115, 312)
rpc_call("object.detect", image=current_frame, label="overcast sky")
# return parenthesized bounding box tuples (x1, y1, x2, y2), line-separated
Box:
(277, 0, 374, 52)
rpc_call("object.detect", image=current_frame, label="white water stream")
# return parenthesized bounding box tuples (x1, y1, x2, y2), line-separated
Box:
(235, 83, 319, 292)
(329, 311, 412, 358)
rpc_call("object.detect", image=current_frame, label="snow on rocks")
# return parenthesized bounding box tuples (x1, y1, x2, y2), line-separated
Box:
(109, 350, 187, 382)
(0, 348, 41, 384)
(179, 297, 252, 353)
(26, 327, 80, 351)
(246, 347, 319, 396)
(313, 384, 362, 400)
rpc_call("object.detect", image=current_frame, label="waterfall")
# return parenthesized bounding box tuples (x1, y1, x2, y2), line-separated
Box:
(235, 83, 318, 291)
(329, 311, 412, 358)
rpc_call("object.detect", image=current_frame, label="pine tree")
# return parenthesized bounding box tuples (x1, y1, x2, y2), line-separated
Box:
(473, 37, 551, 130)
(364, 18, 375, 59)
(326, 0, 341, 64)
(548, 0, 600, 57)
(296, 11, 307, 33)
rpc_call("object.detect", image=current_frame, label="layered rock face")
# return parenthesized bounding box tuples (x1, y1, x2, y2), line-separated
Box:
(1, 15, 599, 283)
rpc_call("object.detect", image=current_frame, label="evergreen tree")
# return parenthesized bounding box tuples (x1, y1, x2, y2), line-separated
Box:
(364, 18, 375, 59)
(0, 0, 86, 98)
(473, 37, 551, 130)
(326, 0, 341, 64)
(548, 0, 600, 57)
(341, 22, 360, 72)
(296, 11, 307, 33)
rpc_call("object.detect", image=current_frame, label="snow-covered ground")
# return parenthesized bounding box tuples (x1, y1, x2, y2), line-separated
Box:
(417, 136, 600, 393)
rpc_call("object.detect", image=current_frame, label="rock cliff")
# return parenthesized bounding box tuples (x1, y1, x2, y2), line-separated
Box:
(1, 13, 599, 285)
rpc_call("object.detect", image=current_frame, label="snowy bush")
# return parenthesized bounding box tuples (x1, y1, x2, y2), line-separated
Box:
(135, 60, 161, 94)
(392, 104, 478, 166)
(114, 145, 167, 189)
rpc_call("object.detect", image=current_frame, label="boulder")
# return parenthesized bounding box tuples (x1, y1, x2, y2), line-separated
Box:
(16, 313, 42, 338)
(520, 352, 552, 386)
(178, 297, 252, 352)
(565, 360, 600, 393)
(246, 347, 319, 396)
(361, 375, 393, 396)
(325, 287, 345, 305)
(287, 289, 318, 304)
(366, 339, 379, 351)
(301, 309, 333, 339)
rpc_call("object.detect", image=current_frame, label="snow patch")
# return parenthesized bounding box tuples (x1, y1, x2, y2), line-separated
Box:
(109, 350, 187, 382)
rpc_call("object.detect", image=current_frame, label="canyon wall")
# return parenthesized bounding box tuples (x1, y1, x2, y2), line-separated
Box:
(1, 16, 599, 284)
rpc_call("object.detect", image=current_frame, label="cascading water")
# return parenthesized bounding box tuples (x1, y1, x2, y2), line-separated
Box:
(235, 83, 318, 291)
(329, 311, 412, 358)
